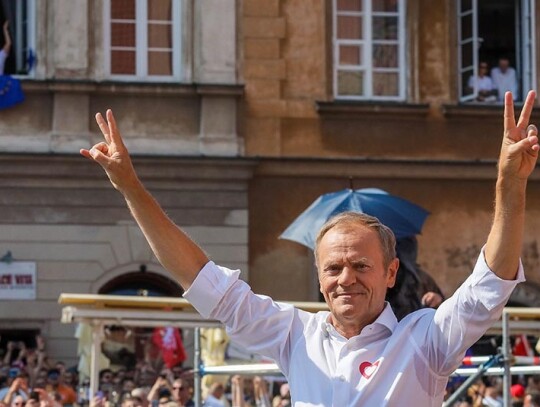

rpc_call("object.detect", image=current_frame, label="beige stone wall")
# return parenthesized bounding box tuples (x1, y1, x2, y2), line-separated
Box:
(0, 156, 252, 366)
(0, 222, 248, 366)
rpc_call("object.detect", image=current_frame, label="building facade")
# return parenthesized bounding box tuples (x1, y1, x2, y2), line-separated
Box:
(0, 0, 249, 367)
(1, 0, 540, 367)
(242, 0, 540, 305)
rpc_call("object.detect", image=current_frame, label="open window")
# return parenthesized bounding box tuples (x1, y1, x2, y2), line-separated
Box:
(0, 0, 35, 76)
(333, 0, 407, 101)
(104, 0, 182, 82)
(458, 0, 536, 103)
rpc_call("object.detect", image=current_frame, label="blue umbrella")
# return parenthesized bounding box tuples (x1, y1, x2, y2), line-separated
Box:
(279, 188, 430, 250)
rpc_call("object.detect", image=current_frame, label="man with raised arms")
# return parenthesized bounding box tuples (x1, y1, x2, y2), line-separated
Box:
(81, 91, 539, 406)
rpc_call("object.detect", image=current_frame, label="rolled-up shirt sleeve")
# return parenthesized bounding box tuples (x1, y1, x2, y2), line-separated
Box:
(183, 261, 241, 318)
(422, 248, 525, 376)
(183, 261, 298, 371)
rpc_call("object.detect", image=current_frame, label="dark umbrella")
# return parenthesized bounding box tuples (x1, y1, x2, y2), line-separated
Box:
(279, 188, 429, 250)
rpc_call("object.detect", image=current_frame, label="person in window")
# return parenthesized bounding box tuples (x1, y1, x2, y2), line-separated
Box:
(467, 62, 497, 103)
(491, 56, 518, 102)
(0, 21, 10, 75)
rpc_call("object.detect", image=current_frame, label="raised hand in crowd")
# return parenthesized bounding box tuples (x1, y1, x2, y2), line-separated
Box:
(252, 376, 271, 407)
(146, 372, 171, 404)
(230, 375, 245, 407)
(3, 376, 29, 406)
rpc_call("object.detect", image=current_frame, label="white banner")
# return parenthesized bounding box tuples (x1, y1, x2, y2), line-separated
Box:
(0, 262, 37, 300)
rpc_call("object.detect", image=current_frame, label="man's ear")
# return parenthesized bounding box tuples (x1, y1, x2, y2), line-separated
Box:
(386, 258, 400, 288)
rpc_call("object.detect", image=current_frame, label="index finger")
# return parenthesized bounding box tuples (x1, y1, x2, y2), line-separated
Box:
(106, 109, 125, 147)
(504, 91, 516, 130)
(517, 90, 537, 129)
(95, 113, 112, 145)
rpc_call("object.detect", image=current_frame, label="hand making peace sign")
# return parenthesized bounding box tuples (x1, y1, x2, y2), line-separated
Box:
(500, 90, 539, 180)
(80, 109, 139, 192)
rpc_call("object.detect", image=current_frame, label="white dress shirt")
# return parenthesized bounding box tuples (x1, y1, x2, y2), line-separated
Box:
(491, 67, 518, 101)
(468, 75, 494, 92)
(185, 251, 523, 406)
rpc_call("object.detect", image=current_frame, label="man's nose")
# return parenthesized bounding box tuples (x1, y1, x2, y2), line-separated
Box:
(338, 266, 356, 286)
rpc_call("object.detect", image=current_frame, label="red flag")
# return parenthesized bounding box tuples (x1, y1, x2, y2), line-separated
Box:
(152, 327, 187, 368)
(513, 334, 533, 356)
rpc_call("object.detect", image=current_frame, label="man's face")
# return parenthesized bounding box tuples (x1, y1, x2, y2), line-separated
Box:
(317, 225, 398, 336)
(499, 59, 510, 72)
(172, 380, 190, 403)
(479, 63, 489, 77)
(100, 372, 112, 384)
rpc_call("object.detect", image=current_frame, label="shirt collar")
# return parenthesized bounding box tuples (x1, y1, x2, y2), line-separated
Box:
(321, 301, 398, 337)
(375, 302, 398, 333)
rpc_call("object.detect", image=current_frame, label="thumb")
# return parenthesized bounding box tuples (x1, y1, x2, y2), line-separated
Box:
(89, 147, 111, 166)
(510, 135, 539, 155)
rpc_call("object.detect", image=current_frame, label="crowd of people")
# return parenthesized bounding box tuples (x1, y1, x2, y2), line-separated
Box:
(467, 56, 518, 103)
(0, 333, 297, 407)
(446, 373, 540, 406)
(4, 331, 540, 406)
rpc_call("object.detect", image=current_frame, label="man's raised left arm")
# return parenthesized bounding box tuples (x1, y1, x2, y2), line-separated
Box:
(422, 91, 538, 376)
(485, 90, 538, 279)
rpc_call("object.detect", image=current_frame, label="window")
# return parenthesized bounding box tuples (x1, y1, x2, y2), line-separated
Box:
(333, 0, 406, 101)
(104, 0, 182, 81)
(458, 0, 536, 103)
(0, 0, 36, 76)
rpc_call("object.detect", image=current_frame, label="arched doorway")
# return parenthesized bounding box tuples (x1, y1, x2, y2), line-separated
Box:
(98, 269, 183, 297)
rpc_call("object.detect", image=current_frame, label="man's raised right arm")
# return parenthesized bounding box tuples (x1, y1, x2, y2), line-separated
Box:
(80, 109, 208, 289)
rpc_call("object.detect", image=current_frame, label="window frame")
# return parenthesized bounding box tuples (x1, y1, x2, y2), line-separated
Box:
(103, 0, 182, 82)
(8, 0, 36, 78)
(332, 0, 407, 101)
(457, 0, 537, 103)
(520, 0, 537, 94)
(457, 0, 478, 102)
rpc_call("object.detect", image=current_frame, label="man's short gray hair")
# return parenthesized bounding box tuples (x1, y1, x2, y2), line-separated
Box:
(314, 212, 397, 268)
